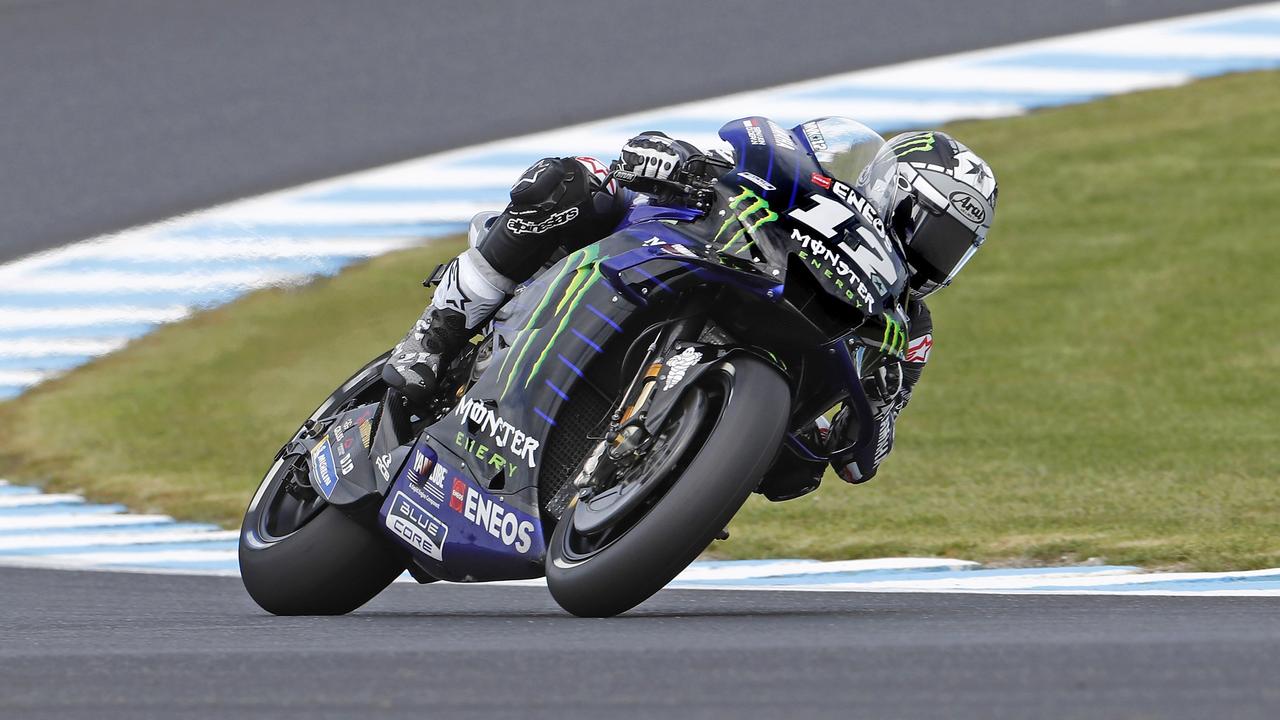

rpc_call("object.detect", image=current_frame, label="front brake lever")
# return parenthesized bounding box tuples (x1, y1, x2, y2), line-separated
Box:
(611, 168, 694, 196)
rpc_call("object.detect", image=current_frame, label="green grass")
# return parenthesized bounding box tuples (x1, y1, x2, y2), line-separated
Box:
(3, 71, 1279, 569)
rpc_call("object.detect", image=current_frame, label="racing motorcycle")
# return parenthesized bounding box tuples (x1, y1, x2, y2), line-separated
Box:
(238, 117, 910, 617)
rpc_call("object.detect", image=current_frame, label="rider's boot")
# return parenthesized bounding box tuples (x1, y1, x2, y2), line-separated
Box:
(382, 233, 514, 406)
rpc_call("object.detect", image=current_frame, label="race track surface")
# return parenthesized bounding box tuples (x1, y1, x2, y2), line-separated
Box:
(0, 0, 1263, 264)
(2, 567, 1278, 719)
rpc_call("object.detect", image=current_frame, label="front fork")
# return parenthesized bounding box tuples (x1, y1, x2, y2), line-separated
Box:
(571, 295, 713, 495)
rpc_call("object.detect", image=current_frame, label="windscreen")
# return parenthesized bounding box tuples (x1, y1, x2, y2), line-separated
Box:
(794, 117, 886, 186)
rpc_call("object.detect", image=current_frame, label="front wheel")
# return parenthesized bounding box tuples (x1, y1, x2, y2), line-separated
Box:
(545, 356, 790, 617)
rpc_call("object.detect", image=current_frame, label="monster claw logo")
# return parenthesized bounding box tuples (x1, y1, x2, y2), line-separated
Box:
(891, 132, 936, 158)
(880, 315, 907, 357)
(715, 186, 778, 253)
(498, 245, 603, 395)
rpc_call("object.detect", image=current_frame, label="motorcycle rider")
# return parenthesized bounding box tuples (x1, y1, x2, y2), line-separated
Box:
(381, 118, 997, 497)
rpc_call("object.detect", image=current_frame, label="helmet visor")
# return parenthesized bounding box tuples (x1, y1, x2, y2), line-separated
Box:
(907, 208, 982, 287)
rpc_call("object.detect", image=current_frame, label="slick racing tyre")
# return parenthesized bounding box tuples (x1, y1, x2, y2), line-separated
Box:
(239, 352, 406, 615)
(545, 355, 789, 617)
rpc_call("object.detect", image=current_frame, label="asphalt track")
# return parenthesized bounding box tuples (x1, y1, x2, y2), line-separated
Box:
(0, 0, 1265, 264)
(1, 566, 1278, 719)
(6, 4, 1280, 717)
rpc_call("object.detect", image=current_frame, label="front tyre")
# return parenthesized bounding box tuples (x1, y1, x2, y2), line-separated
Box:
(545, 356, 789, 617)
(239, 353, 406, 615)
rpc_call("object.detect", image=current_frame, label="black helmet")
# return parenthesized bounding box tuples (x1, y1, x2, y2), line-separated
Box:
(856, 131, 997, 298)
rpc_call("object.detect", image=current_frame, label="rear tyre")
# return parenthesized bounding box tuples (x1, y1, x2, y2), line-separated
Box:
(240, 505, 405, 616)
(239, 352, 406, 616)
(545, 356, 789, 617)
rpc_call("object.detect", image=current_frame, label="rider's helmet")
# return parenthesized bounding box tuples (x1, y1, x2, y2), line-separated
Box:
(855, 131, 997, 299)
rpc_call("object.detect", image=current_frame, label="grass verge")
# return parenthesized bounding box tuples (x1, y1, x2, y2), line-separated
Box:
(3, 71, 1279, 568)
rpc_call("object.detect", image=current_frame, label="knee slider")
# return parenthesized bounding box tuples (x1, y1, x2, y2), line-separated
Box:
(508, 157, 591, 212)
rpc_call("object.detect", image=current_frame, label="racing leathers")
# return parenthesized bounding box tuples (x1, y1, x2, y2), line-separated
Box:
(382, 133, 931, 497)
(756, 299, 931, 501)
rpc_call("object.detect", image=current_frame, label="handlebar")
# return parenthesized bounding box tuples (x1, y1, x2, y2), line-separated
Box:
(605, 153, 733, 211)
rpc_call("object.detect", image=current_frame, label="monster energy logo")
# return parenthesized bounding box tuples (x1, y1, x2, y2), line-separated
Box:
(891, 132, 936, 158)
(715, 187, 778, 253)
(498, 245, 602, 395)
(880, 315, 907, 357)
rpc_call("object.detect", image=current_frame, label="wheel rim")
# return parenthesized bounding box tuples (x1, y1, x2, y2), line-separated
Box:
(557, 378, 724, 563)
(246, 358, 390, 546)
(256, 447, 327, 543)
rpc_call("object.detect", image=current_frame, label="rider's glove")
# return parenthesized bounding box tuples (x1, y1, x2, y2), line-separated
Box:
(864, 361, 903, 406)
(619, 132, 692, 181)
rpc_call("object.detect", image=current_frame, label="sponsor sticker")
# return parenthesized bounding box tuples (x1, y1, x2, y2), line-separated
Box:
(310, 440, 339, 497)
(949, 190, 986, 224)
(449, 478, 467, 513)
(810, 172, 833, 190)
(454, 398, 540, 469)
(906, 333, 934, 363)
(385, 491, 448, 560)
(404, 449, 446, 507)
(801, 121, 827, 151)
(743, 118, 766, 146)
(737, 171, 775, 191)
(661, 347, 703, 391)
(766, 120, 797, 151)
(459, 482, 535, 554)
(506, 206, 579, 235)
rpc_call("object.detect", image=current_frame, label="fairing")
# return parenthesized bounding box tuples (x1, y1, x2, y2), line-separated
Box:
(714, 117, 908, 317)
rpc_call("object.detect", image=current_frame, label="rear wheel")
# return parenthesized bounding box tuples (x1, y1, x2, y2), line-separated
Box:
(239, 353, 406, 615)
(545, 356, 789, 617)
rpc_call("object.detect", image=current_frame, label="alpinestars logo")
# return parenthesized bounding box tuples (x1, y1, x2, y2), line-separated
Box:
(906, 334, 933, 363)
(506, 207, 579, 235)
(510, 160, 550, 192)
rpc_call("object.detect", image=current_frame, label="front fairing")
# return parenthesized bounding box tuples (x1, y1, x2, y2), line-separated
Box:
(380, 233, 656, 581)
(713, 117, 909, 318)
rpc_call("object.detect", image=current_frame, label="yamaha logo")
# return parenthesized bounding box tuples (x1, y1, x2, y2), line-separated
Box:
(949, 191, 986, 224)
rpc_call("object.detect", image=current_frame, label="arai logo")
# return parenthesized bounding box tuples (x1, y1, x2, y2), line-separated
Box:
(949, 191, 986, 224)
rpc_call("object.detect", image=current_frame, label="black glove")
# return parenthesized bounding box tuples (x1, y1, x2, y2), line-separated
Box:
(864, 360, 903, 407)
(619, 132, 696, 181)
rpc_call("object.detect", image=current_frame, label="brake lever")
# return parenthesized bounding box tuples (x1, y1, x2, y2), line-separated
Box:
(612, 168, 695, 196)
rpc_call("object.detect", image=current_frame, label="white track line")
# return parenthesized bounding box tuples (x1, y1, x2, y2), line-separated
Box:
(0, 338, 130, 359)
(0, 529, 238, 551)
(0, 493, 84, 508)
(0, 306, 191, 330)
(0, 513, 175, 532)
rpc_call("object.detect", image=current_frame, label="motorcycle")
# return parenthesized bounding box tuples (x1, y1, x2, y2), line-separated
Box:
(238, 116, 910, 617)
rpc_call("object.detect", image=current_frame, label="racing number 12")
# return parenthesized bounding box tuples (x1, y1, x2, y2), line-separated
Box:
(788, 195, 899, 284)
